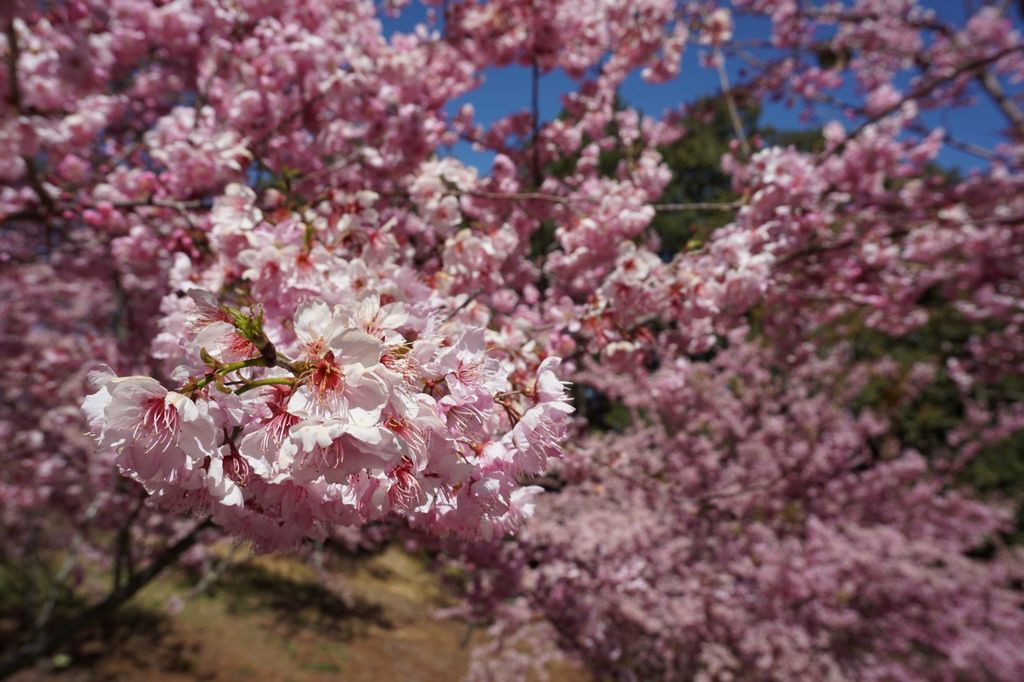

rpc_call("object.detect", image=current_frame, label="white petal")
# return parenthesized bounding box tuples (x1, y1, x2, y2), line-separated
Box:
(330, 328, 383, 367)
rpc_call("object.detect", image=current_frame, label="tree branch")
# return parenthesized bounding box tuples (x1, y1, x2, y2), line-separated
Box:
(0, 517, 213, 679)
(714, 48, 750, 157)
(454, 188, 740, 213)
(837, 43, 1024, 151)
(971, 53, 1024, 136)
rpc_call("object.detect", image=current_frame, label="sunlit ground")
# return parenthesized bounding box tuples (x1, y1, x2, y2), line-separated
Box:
(3, 545, 586, 682)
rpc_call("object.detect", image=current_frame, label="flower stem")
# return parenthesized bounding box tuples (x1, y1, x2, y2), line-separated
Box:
(234, 377, 297, 395)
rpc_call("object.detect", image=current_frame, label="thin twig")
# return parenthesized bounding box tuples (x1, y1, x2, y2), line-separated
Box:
(761, 67, 1003, 162)
(444, 291, 481, 321)
(714, 48, 750, 157)
(32, 499, 103, 633)
(111, 493, 147, 591)
(110, 198, 205, 211)
(837, 43, 1024, 152)
(455, 188, 740, 213)
(460, 188, 568, 204)
(976, 68, 1024, 136)
(653, 199, 742, 212)
(184, 545, 242, 601)
(291, 150, 362, 191)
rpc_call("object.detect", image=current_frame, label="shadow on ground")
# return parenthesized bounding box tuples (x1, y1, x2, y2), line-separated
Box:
(3, 546, 481, 682)
(207, 560, 391, 639)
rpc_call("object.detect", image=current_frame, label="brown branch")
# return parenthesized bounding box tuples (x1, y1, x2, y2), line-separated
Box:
(291, 150, 362, 191)
(459, 188, 569, 204)
(109, 198, 205, 211)
(4, 20, 23, 110)
(652, 199, 742, 212)
(111, 493, 147, 591)
(714, 48, 750, 157)
(774, 206, 1024, 270)
(0, 208, 47, 227)
(735, 11, 1024, 153)
(977, 68, 1024, 135)
(454, 188, 741, 213)
(0, 517, 213, 679)
(32, 499, 104, 634)
(444, 290, 481, 321)
(802, 8, 955, 35)
(836, 42, 1024, 153)
(771, 72, 1003, 162)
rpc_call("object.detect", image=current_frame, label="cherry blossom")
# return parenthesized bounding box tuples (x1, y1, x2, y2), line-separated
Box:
(3, 1, 1024, 679)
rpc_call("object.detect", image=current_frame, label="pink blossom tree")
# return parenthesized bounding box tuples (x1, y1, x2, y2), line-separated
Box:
(2, 0, 1024, 679)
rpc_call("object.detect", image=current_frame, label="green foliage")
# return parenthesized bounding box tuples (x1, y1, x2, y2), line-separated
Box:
(650, 98, 742, 255)
(650, 98, 821, 256)
(845, 305, 1024, 538)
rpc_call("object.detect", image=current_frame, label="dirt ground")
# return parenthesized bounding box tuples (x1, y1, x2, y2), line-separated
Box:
(5, 546, 587, 682)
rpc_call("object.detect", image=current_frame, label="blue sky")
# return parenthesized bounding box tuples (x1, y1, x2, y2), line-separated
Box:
(379, 1, 1015, 173)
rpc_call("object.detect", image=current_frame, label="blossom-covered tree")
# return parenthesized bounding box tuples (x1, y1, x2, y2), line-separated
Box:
(3, 0, 1024, 679)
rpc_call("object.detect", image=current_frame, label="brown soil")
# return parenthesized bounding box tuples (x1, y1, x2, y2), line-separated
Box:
(6, 547, 587, 682)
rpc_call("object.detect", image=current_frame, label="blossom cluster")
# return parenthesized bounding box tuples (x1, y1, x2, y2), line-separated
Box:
(3, 0, 1024, 679)
(457, 337, 1024, 681)
(81, 188, 572, 551)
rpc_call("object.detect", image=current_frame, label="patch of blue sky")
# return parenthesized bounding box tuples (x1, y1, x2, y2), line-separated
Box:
(379, 1, 1018, 173)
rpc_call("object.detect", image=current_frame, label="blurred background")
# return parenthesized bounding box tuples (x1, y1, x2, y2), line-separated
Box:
(4, 1, 1024, 680)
